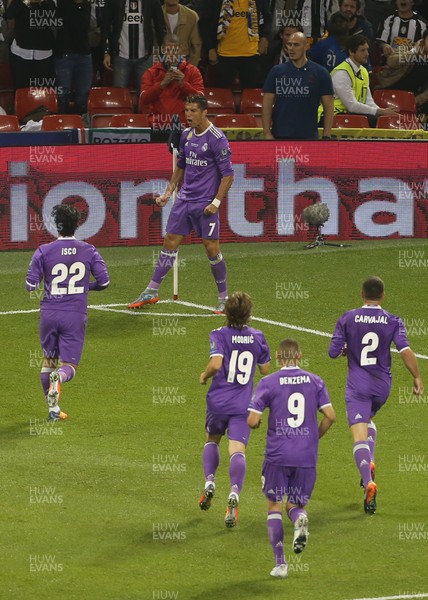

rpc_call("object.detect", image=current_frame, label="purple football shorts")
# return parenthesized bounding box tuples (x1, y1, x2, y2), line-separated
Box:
(166, 198, 220, 240)
(345, 387, 389, 427)
(205, 411, 250, 446)
(40, 308, 87, 365)
(261, 460, 316, 505)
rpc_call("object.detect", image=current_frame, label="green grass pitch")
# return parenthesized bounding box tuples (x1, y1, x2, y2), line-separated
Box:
(1, 240, 427, 600)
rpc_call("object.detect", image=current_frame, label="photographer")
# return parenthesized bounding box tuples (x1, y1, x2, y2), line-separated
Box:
(139, 33, 204, 132)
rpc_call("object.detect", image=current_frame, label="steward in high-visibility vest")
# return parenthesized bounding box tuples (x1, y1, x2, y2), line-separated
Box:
(331, 58, 369, 114)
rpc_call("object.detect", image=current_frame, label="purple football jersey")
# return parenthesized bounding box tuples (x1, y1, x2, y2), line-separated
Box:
(26, 237, 110, 314)
(329, 305, 410, 395)
(249, 366, 332, 467)
(206, 325, 270, 415)
(176, 124, 233, 203)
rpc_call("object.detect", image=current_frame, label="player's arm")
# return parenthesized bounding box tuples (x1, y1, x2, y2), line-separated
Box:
(321, 94, 334, 138)
(89, 250, 110, 291)
(400, 348, 423, 395)
(262, 92, 275, 140)
(199, 355, 223, 385)
(25, 248, 43, 292)
(318, 404, 336, 438)
(204, 174, 234, 216)
(258, 362, 270, 375)
(328, 317, 347, 358)
(156, 166, 185, 207)
(247, 409, 262, 429)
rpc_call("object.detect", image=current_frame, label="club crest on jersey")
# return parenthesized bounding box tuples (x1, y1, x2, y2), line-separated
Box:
(201, 143, 208, 152)
(187, 131, 193, 140)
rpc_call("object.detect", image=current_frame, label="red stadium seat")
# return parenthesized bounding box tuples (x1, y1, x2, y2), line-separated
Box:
(376, 114, 421, 129)
(333, 114, 370, 128)
(42, 114, 86, 142)
(14, 88, 58, 122)
(88, 87, 133, 116)
(0, 114, 20, 131)
(110, 114, 150, 127)
(373, 90, 417, 113)
(213, 113, 258, 128)
(240, 88, 263, 115)
(91, 115, 113, 128)
(205, 88, 235, 115)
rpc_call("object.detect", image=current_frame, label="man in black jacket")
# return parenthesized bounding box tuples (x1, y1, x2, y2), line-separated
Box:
(199, 0, 272, 88)
(54, 0, 92, 114)
(102, 0, 166, 88)
(4, 0, 56, 89)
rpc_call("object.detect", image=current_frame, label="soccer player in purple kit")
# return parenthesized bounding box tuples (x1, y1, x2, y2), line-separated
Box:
(128, 94, 234, 314)
(248, 338, 335, 579)
(329, 276, 423, 514)
(199, 292, 270, 527)
(26, 204, 110, 420)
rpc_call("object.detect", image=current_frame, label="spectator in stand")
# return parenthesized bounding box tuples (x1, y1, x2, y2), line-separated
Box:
(263, 31, 334, 140)
(311, 10, 372, 72)
(376, 30, 428, 117)
(339, 0, 373, 39)
(330, 34, 398, 125)
(364, 0, 390, 40)
(295, 0, 339, 43)
(377, 0, 427, 59)
(102, 0, 165, 88)
(54, 0, 92, 115)
(310, 12, 350, 71)
(264, 19, 304, 71)
(4, 0, 56, 89)
(199, 0, 272, 89)
(140, 34, 204, 132)
(162, 0, 201, 66)
(88, 0, 105, 84)
(0, 1, 11, 63)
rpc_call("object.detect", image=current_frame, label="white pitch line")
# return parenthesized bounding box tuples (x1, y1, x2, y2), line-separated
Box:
(348, 594, 428, 600)
(175, 300, 428, 361)
(3, 300, 428, 361)
(92, 306, 217, 318)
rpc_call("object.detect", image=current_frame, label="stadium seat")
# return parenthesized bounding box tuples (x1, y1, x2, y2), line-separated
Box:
(41, 114, 86, 142)
(376, 114, 421, 129)
(88, 87, 133, 115)
(333, 115, 370, 128)
(0, 114, 20, 132)
(213, 114, 258, 128)
(91, 115, 113, 128)
(373, 90, 417, 113)
(240, 88, 263, 115)
(14, 87, 58, 122)
(205, 88, 235, 115)
(110, 114, 150, 127)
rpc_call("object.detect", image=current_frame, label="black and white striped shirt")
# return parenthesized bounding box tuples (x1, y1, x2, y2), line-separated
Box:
(118, 0, 146, 59)
(377, 11, 427, 48)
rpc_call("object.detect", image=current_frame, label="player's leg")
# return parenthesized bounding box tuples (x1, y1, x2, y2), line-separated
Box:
(128, 233, 184, 308)
(285, 466, 315, 554)
(349, 418, 377, 514)
(263, 462, 288, 578)
(48, 313, 86, 420)
(202, 238, 228, 314)
(224, 415, 250, 527)
(39, 311, 66, 419)
(200, 411, 226, 510)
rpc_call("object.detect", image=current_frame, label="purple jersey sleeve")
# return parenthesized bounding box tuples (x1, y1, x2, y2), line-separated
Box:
(211, 134, 233, 178)
(393, 317, 410, 352)
(328, 314, 346, 358)
(176, 128, 189, 170)
(209, 329, 225, 357)
(248, 377, 270, 414)
(26, 248, 44, 291)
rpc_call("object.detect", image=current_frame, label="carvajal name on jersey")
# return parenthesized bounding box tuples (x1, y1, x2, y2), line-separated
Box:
(279, 375, 310, 385)
(231, 335, 254, 344)
(355, 315, 388, 324)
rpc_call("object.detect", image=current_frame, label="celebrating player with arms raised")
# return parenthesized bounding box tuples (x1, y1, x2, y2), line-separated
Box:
(329, 276, 423, 513)
(128, 94, 234, 314)
(248, 338, 335, 578)
(199, 292, 270, 527)
(26, 204, 110, 420)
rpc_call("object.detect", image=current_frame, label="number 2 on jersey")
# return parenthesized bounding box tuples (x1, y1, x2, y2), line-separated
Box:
(227, 350, 254, 385)
(360, 332, 379, 366)
(51, 262, 86, 295)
